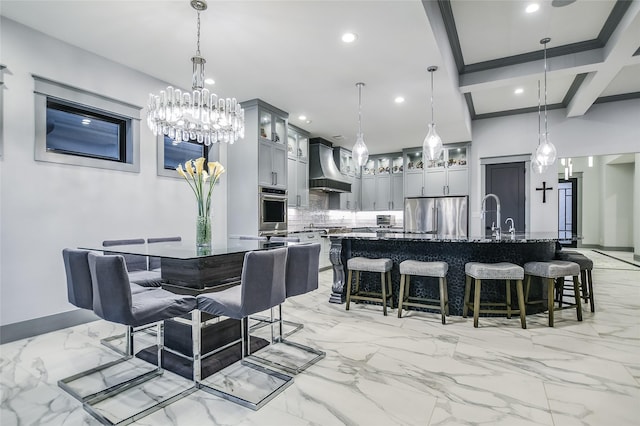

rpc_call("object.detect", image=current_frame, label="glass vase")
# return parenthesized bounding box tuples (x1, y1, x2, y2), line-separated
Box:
(196, 215, 212, 248)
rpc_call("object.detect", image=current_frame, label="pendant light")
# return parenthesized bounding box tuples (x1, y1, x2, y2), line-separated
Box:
(531, 79, 547, 173)
(534, 37, 557, 168)
(423, 66, 444, 162)
(352, 82, 369, 168)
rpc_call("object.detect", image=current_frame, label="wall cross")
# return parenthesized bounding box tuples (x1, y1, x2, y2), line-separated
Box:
(536, 181, 553, 203)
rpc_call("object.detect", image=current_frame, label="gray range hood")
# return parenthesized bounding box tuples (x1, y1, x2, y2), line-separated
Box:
(308, 138, 351, 193)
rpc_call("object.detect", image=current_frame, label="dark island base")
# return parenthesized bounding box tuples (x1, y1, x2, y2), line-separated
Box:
(330, 237, 557, 317)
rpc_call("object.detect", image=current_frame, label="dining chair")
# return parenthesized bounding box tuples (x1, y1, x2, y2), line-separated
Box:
(147, 236, 182, 271)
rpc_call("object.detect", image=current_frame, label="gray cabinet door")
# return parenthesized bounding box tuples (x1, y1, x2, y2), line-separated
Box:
(258, 140, 274, 187)
(272, 144, 287, 189)
(351, 176, 361, 210)
(405, 172, 424, 197)
(391, 174, 404, 210)
(424, 169, 447, 196)
(447, 167, 468, 196)
(361, 177, 375, 210)
(287, 157, 297, 206)
(296, 160, 309, 207)
(376, 174, 391, 210)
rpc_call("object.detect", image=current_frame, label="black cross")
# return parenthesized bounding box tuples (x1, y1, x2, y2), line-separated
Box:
(536, 181, 553, 203)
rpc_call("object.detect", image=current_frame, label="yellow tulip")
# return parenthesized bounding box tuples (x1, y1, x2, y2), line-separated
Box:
(176, 164, 187, 179)
(195, 157, 205, 175)
(185, 160, 194, 177)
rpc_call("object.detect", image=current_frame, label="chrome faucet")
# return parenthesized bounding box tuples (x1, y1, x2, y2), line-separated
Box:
(505, 217, 515, 239)
(481, 193, 501, 239)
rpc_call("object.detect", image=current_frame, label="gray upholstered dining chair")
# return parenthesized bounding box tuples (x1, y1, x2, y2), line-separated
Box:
(147, 236, 182, 271)
(58, 248, 160, 402)
(81, 252, 197, 425)
(269, 236, 300, 242)
(193, 247, 293, 410)
(229, 235, 268, 240)
(102, 238, 162, 287)
(248, 243, 325, 374)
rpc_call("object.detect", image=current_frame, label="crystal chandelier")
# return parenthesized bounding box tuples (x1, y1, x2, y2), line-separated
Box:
(534, 38, 557, 168)
(352, 82, 369, 168)
(423, 66, 444, 162)
(147, 0, 244, 145)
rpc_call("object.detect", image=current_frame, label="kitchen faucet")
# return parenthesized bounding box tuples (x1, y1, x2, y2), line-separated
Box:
(481, 193, 501, 239)
(505, 217, 515, 240)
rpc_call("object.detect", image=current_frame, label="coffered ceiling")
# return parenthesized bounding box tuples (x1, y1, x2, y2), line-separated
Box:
(1, 0, 639, 155)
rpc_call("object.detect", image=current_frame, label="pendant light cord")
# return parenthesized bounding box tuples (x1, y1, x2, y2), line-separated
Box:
(430, 70, 435, 125)
(196, 10, 201, 56)
(537, 80, 541, 146)
(357, 83, 363, 135)
(543, 39, 549, 136)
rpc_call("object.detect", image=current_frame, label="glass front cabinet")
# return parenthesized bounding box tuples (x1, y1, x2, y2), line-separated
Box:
(287, 124, 309, 207)
(361, 153, 403, 211)
(252, 101, 287, 190)
(329, 147, 361, 211)
(404, 143, 469, 197)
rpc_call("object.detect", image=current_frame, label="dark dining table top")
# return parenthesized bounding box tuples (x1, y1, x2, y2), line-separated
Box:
(80, 239, 291, 260)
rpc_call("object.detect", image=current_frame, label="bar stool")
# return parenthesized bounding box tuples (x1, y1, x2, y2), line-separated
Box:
(524, 260, 582, 327)
(555, 251, 595, 312)
(397, 260, 449, 324)
(463, 262, 526, 329)
(346, 257, 393, 316)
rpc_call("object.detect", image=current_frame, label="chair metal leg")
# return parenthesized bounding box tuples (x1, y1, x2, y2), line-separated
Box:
(587, 269, 595, 312)
(506, 279, 512, 319)
(345, 269, 353, 310)
(547, 278, 555, 327)
(381, 271, 388, 316)
(443, 277, 449, 316)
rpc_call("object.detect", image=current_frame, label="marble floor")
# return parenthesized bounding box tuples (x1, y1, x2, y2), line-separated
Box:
(1, 249, 639, 425)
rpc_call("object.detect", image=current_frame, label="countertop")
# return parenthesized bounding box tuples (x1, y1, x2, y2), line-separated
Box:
(328, 232, 570, 243)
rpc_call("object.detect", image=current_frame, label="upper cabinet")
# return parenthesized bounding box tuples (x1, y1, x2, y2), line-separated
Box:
(361, 153, 403, 211)
(404, 143, 470, 197)
(253, 103, 287, 189)
(287, 124, 309, 207)
(329, 147, 361, 211)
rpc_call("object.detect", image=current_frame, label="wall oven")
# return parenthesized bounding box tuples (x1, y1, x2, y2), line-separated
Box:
(259, 186, 288, 235)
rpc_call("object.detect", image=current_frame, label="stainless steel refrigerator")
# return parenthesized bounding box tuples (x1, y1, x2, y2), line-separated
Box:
(404, 196, 468, 237)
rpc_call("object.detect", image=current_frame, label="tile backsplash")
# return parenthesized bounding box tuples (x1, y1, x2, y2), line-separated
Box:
(288, 191, 403, 232)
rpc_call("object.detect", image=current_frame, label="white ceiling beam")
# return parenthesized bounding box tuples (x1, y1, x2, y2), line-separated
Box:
(566, 1, 640, 117)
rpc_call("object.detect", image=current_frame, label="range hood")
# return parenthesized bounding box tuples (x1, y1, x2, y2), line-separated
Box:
(308, 138, 351, 193)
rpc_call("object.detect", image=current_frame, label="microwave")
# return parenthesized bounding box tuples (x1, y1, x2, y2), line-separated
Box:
(259, 187, 288, 235)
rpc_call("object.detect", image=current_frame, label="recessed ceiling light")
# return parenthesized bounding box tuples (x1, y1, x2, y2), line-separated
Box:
(204, 78, 215, 85)
(341, 32, 357, 43)
(298, 115, 307, 121)
(305, 120, 312, 124)
(514, 88, 524, 94)
(394, 96, 405, 104)
(81, 118, 91, 125)
(525, 3, 539, 13)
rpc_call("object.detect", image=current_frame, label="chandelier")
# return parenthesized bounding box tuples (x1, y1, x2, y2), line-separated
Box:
(423, 66, 444, 162)
(147, 0, 244, 145)
(533, 37, 557, 169)
(352, 82, 369, 168)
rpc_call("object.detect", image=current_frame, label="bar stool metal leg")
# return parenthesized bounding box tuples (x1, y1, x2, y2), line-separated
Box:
(573, 275, 583, 321)
(547, 278, 555, 327)
(346, 269, 353, 311)
(516, 279, 526, 329)
(473, 279, 481, 328)
(463, 276, 472, 318)
(506, 280, 512, 319)
(381, 271, 388, 316)
(398, 274, 406, 318)
(439, 277, 446, 324)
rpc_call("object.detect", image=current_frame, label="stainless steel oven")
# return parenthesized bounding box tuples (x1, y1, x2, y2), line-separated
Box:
(259, 186, 288, 235)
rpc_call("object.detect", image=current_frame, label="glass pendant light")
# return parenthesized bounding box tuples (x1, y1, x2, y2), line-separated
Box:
(534, 38, 557, 168)
(423, 66, 444, 162)
(352, 82, 369, 168)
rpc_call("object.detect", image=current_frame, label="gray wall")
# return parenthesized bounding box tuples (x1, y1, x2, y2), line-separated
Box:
(470, 99, 640, 237)
(0, 18, 228, 327)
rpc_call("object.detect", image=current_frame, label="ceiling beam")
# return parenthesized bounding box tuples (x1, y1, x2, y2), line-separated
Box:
(566, 1, 640, 116)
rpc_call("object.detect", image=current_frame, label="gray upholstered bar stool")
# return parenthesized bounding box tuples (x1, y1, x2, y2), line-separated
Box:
(524, 260, 583, 327)
(463, 262, 526, 329)
(397, 260, 449, 324)
(346, 256, 393, 316)
(555, 251, 595, 312)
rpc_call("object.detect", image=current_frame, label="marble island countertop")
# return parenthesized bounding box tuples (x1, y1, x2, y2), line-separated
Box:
(328, 231, 573, 243)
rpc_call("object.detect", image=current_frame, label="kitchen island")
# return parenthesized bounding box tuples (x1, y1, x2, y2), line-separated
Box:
(328, 233, 561, 316)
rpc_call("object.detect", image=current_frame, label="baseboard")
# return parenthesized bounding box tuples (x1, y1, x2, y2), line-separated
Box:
(579, 244, 633, 252)
(0, 309, 99, 344)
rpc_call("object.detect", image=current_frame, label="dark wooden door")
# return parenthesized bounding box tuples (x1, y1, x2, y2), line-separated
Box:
(485, 162, 526, 237)
(558, 178, 578, 247)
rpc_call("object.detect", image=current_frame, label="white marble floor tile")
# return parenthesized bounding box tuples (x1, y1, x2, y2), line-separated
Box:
(1, 250, 638, 425)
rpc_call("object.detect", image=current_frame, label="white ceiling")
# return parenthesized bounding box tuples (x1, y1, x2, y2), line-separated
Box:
(1, 0, 639, 155)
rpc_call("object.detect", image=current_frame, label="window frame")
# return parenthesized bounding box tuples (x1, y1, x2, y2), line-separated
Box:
(34, 75, 141, 172)
(156, 134, 219, 179)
